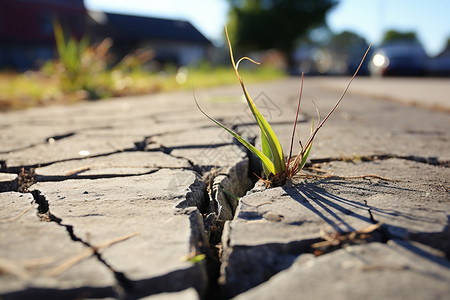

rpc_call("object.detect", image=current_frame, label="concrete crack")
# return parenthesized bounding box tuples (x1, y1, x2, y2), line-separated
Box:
(29, 190, 131, 299)
(175, 150, 256, 298)
(2, 149, 139, 174)
(35, 169, 161, 182)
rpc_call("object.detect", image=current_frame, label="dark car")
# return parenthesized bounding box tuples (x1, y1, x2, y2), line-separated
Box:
(426, 48, 450, 76)
(369, 42, 427, 76)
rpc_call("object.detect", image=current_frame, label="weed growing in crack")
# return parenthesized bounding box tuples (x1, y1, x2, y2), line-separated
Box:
(196, 27, 371, 188)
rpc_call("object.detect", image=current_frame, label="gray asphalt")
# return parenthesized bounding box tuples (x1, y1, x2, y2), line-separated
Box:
(1, 76, 449, 300)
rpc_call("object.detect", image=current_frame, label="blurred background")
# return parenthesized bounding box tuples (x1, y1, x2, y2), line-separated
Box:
(1, 0, 449, 110)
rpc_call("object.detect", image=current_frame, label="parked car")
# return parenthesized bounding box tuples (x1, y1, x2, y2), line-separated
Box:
(425, 48, 450, 76)
(369, 42, 427, 76)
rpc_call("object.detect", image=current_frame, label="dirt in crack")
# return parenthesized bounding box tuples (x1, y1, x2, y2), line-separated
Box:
(16, 168, 35, 192)
(29, 190, 133, 297)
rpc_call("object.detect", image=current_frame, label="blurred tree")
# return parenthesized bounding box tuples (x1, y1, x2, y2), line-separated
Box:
(316, 30, 370, 75)
(227, 0, 337, 64)
(382, 30, 418, 43)
(328, 31, 367, 49)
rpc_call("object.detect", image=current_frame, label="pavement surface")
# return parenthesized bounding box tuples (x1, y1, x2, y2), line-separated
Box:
(0, 77, 449, 300)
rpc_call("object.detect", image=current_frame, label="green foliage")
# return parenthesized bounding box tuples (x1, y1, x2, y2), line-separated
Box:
(50, 20, 117, 98)
(328, 31, 368, 50)
(0, 72, 62, 110)
(53, 21, 90, 92)
(42, 20, 162, 100)
(186, 254, 206, 264)
(382, 30, 419, 43)
(0, 62, 283, 111)
(227, 0, 336, 60)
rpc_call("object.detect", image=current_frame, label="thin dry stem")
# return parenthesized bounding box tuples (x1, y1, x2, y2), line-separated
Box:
(236, 56, 260, 69)
(48, 231, 139, 277)
(278, 45, 372, 186)
(0, 259, 30, 280)
(302, 45, 372, 153)
(287, 72, 304, 168)
(65, 166, 91, 176)
(311, 222, 383, 250)
(0, 205, 34, 223)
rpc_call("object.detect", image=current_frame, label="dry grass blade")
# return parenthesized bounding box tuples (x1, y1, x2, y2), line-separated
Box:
(286, 73, 304, 170)
(301, 45, 372, 154)
(0, 205, 34, 223)
(0, 259, 30, 280)
(311, 222, 383, 255)
(356, 222, 383, 234)
(48, 231, 139, 277)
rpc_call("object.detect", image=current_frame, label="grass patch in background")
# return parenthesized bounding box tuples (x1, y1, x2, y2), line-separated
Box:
(0, 65, 283, 111)
(0, 63, 283, 112)
(0, 22, 284, 111)
(159, 64, 284, 91)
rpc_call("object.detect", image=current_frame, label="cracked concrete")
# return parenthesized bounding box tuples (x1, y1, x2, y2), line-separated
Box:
(34, 151, 191, 181)
(233, 240, 450, 300)
(31, 170, 208, 298)
(1, 77, 449, 299)
(220, 159, 450, 297)
(0, 192, 117, 298)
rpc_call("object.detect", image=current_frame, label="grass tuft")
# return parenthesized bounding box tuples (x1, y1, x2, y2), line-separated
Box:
(196, 27, 371, 188)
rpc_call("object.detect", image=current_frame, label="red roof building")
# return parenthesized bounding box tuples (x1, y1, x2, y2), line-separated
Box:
(0, 0, 86, 69)
(0, 0, 212, 70)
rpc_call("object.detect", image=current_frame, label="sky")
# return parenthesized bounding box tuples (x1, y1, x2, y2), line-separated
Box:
(84, 0, 450, 56)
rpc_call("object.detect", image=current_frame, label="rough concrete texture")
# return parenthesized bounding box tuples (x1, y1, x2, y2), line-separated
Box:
(233, 240, 450, 300)
(1, 77, 449, 299)
(220, 159, 450, 297)
(0, 192, 116, 298)
(30, 170, 208, 298)
(34, 151, 190, 181)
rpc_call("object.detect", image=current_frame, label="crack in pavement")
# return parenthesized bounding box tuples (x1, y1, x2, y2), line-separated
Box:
(6, 140, 448, 299)
(217, 152, 450, 298)
(33, 169, 163, 183)
(29, 190, 131, 299)
(1, 149, 139, 174)
(0, 125, 117, 154)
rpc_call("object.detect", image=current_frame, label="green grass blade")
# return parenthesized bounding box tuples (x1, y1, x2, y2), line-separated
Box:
(225, 27, 286, 175)
(290, 117, 314, 174)
(194, 96, 276, 175)
(53, 20, 64, 55)
(298, 118, 315, 170)
(297, 141, 312, 171)
(260, 129, 273, 176)
(242, 83, 285, 174)
(223, 190, 241, 201)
